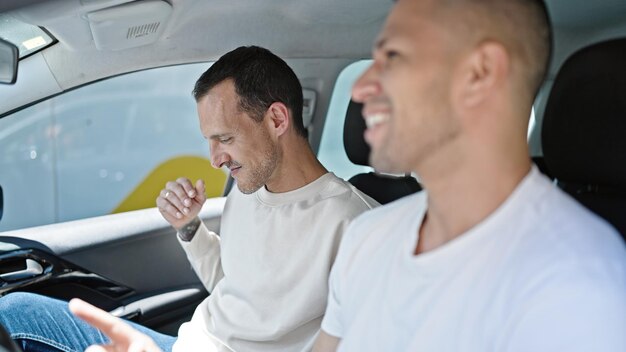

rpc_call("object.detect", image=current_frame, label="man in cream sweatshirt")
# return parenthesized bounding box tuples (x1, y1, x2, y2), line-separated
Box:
(156, 45, 378, 352)
(0, 46, 377, 352)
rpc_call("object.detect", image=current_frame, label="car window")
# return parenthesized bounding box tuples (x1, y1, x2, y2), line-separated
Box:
(317, 60, 373, 180)
(0, 63, 227, 231)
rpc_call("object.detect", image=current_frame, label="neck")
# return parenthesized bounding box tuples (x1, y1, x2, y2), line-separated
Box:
(414, 141, 531, 255)
(265, 136, 327, 193)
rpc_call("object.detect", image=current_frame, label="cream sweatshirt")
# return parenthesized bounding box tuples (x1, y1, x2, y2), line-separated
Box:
(173, 173, 377, 351)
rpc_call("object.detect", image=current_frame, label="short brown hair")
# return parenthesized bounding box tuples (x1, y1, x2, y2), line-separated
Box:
(193, 46, 307, 138)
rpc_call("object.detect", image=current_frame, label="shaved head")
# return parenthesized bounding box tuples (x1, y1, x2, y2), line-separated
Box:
(433, 0, 552, 103)
(353, 0, 553, 174)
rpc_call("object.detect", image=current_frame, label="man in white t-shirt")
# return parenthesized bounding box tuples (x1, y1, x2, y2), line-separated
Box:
(313, 0, 626, 351)
(0, 46, 377, 352)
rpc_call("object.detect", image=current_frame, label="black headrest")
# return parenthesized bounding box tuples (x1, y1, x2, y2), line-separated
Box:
(542, 38, 626, 188)
(343, 100, 370, 166)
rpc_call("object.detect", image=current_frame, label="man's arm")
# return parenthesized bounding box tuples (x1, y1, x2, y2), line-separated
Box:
(315, 219, 357, 352)
(157, 178, 224, 292)
(178, 221, 224, 292)
(177, 216, 202, 242)
(313, 330, 340, 352)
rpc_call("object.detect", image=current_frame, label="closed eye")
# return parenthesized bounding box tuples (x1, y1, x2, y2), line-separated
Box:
(385, 50, 399, 59)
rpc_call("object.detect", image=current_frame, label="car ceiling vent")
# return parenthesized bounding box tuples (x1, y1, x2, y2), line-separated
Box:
(87, 0, 172, 51)
(127, 22, 160, 39)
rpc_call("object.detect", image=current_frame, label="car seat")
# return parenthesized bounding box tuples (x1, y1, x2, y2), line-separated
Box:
(343, 100, 422, 204)
(542, 38, 626, 240)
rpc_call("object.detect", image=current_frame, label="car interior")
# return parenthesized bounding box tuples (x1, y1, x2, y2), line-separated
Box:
(343, 100, 422, 205)
(0, 323, 19, 352)
(0, 0, 625, 344)
(542, 37, 626, 239)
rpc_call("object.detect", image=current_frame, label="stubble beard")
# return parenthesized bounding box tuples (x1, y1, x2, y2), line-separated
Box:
(370, 115, 460, 175)
(236, 143, 280, 194)
(369, 143, 405, 174)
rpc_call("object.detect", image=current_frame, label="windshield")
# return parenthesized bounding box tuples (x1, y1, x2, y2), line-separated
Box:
(0, 13, 56, 59)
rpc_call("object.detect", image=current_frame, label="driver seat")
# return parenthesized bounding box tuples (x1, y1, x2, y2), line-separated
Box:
(542, 38, 626, 240)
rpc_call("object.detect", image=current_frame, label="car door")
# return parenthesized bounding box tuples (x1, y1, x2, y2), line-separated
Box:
(0, 199, 226, 335)
(0, 62, 229, 335)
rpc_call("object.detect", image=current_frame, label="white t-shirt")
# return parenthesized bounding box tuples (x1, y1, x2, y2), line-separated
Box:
(322, 167, 626, 351)
(174, 173, 378, 352)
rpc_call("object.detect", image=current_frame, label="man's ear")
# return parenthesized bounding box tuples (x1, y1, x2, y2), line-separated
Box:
(454, 40, 509, 109)
(266, 102, 291, 137)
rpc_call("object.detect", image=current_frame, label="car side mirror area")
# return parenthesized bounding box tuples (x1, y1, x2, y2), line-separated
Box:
(0, 185, 3, 222)
(0, 38, 18, 85)
(0, 322, 21, 352)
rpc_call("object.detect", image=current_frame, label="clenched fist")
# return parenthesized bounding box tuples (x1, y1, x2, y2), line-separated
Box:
(156, 178, 206, 230)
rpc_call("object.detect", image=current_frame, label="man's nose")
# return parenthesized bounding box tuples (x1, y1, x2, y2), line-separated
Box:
(352, 63, 382, 103)
(210, 149, 230, 169)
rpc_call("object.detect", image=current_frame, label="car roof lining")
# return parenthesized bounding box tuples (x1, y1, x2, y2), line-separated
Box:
(5, 0, 388, 90)
(1, 0, 623, 93)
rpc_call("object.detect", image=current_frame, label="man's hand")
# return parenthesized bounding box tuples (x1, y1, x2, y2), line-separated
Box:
(156, 178, 206, 230)
(68, 298, 162, 352)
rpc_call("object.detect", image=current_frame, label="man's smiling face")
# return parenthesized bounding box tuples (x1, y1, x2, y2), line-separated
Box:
(351, 0, 461, 174)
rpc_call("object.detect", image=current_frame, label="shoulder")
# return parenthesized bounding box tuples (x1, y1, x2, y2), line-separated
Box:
(504, 175, 626, 310)
(503, 223, 626, 350)
(528, 178, 626, 269)
(316, 173, 380, 212)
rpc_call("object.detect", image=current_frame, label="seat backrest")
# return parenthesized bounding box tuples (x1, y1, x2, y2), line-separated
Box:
(542, 38, 626, 239)
(343, 100, 421, 204)
(531, 156, 553, 180)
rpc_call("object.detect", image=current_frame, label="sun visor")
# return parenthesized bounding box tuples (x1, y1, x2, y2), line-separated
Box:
(87, 0, 172, 51)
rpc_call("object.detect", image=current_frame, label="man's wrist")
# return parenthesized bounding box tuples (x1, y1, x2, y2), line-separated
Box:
(177, 217, 202, 242)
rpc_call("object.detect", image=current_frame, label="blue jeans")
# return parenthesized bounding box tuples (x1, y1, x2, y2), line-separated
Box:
(0, 292, 176, 352)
